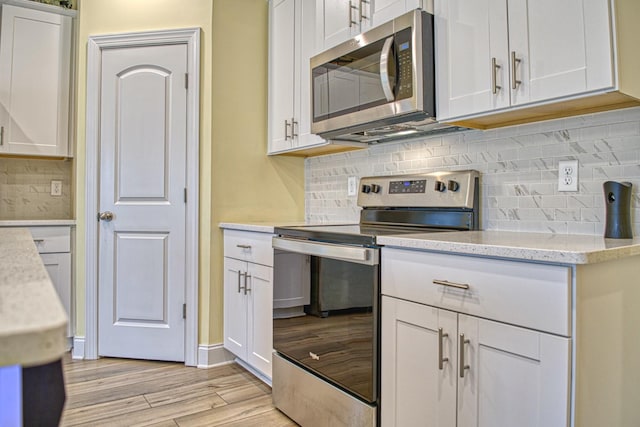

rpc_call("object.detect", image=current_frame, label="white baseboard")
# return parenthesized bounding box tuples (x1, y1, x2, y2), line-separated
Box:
(72, 337, 85, 359)
(197, 344, 235, 368)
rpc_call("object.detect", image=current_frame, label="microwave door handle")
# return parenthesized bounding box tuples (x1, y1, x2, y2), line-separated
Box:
(380, 36, 395, 102)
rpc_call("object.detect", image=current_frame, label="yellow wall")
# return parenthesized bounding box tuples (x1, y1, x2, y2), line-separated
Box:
(74, 0, 304, 346)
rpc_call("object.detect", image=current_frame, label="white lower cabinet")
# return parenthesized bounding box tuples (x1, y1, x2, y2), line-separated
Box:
(29, 226, 73, 341)
(381, 248, 571, 426)
(223, 230, 274, 380)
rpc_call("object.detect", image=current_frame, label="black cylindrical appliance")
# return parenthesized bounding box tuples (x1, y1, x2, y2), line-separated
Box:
(603, 181, 633, 239)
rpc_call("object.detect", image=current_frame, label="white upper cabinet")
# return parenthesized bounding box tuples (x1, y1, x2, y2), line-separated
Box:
(316, 0, 372, 51)
(435, 0, 627, 127)
(0, 2, 74, 157)
(268, 0, 326, 155)
(316, 0, 429, 51)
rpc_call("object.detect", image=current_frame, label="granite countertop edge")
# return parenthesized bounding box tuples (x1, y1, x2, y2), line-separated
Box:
(378, 230, 640, 265)
(0, 219, 76, 227)
(0, 228, 69, 367)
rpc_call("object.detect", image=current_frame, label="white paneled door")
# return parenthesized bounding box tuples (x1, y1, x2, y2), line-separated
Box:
(98, 44, 188, 361)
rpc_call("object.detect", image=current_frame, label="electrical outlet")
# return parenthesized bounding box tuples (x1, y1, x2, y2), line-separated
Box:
(347, 176, 357, 196)
(557, 160, 578, 192)
(50, 180, 62, 196)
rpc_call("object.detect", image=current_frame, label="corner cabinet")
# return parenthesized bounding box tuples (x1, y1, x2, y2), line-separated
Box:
(0, 1, 75, 157)
(268, 0, 325, 156)
(223, 229, 274, 380)
(435, 0, 640, 129)
(381, 248, 571, 426)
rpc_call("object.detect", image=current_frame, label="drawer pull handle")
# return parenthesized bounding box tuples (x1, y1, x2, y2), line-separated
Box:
(433, 279, 469, 290)
(236, 244, 252, 249)
(459, 333, 470, 378)
(33, 239, 45, 244)
(438, 327, 449, 370)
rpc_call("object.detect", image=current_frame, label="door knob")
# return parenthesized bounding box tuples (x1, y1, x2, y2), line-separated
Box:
(98, 211, 114, 222)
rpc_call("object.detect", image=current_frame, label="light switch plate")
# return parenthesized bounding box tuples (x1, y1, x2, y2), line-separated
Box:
(347, 176, 357, 196)
(558, 160, 578, 192)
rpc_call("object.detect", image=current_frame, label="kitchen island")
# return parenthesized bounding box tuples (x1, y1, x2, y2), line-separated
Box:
(0, 227, 68, 426)
(378, 230, 640, 427)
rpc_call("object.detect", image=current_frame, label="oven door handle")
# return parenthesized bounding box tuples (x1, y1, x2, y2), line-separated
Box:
(272, 237, 379, 266)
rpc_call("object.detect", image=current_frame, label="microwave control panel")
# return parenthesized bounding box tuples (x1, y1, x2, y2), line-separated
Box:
(395, 27, 413, 100)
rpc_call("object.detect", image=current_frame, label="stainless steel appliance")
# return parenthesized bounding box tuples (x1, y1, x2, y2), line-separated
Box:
(272, 170, 480, 427)
(310, 10, 459, 144)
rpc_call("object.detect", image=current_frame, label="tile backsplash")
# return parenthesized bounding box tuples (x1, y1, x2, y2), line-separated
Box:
(0, 158, 73, 220)
(306, 107, 640, 236)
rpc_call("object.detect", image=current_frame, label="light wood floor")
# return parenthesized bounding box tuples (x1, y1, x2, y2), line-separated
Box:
(60, 354, 298, 427)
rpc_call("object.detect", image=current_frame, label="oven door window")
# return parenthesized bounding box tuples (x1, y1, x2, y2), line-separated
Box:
(273, 252, 379, 404)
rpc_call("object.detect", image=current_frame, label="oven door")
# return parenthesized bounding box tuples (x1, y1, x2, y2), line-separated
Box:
(272, 237, 380, 404)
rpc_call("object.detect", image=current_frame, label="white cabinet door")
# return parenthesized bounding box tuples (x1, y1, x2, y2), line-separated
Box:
(381, 296, 457, 427)
(316, 0, 359, 50)
(41, 252, 72, 338)
(457, 315, 571, 427)
(507, 0, 613, 106)
(435, 0, 509, 120)
(247, 263, 274, 378)
(269, 0, 325, 154)
(436, 0, 614, 122)
(0, 4, 72, 157)
(371, 0, 423, 27)
(269, 0, 297, 153)
(223, 257, 248, 360)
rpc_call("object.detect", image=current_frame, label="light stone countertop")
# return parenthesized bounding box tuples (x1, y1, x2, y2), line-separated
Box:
(0, 219, 76, 227)
(378, 230, 640, 264)
(220, 221, 323, 234)
(0, 228, 68, 367)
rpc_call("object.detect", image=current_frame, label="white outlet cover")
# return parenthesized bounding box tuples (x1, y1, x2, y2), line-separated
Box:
(347, 176, 357, 196)
(51, 180, 62, 196)
(557, 160, 578, 192)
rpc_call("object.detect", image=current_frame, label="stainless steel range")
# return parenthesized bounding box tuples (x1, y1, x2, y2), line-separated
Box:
(271, 170, 480, 427)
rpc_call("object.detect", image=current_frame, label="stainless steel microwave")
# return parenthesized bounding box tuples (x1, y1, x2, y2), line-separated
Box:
(311, 10, 450, 144)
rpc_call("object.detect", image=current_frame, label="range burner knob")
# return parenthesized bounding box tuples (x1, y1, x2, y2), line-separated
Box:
(447, 180, 460, 192)
(434, 181, 446, 192)
(371, 184, 381, 194)
(362, 184, 372, 194)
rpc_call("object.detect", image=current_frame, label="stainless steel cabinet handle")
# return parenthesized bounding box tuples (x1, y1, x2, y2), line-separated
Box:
(33, 239, 44, 244)
(238, 271, 246, 294)
(359, 0, 368, 22)
(244, 273, 251, 295)
(236, 244, 252, 249)
(349, 0, 358, 27)
(491, 57, 501, 94)
(98, 211, 114, 222)
(438, 327, 449, 370)
(291, 117, 298, 138)
(459, 333, 470, 378)
(0, 126, 4, 146)
(284, 120, 291, 140)
(511, 51, 522, 90)
(433, 279, 470, 290)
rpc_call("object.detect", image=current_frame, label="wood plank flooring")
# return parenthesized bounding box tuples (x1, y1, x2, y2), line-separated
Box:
(60, 354, 298, 427)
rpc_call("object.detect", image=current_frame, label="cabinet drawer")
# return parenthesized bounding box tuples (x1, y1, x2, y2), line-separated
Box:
(224, 229, 274, 266)
(382, 248, 571, 336)
(29, 226, 71, 253)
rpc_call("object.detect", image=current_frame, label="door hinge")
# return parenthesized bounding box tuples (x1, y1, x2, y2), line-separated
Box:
(183, 303, 186, 319)
(185, 73, 188, 89)
(184, 188, 187, 203)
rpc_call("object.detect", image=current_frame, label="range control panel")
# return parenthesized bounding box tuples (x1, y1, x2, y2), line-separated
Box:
(357, 170, 479, 209)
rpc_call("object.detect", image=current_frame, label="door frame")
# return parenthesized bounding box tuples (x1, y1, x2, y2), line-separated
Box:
(84, 28, 200, 366)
